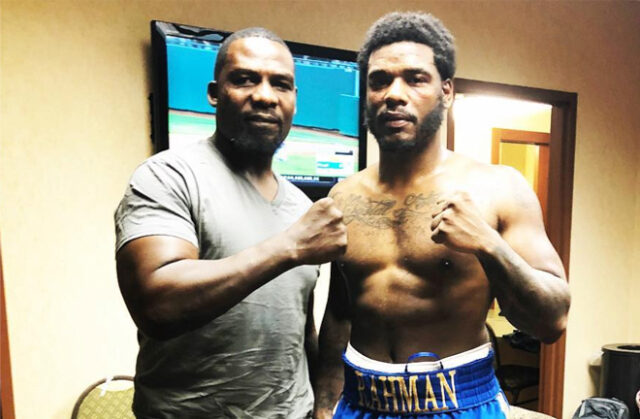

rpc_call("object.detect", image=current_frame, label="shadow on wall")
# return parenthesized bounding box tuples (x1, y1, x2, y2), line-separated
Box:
(588, 352, 602, 394)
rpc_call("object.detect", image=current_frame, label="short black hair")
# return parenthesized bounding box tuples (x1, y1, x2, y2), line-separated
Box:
(358, 12, 456, 81)
(214, 27, 288, 80)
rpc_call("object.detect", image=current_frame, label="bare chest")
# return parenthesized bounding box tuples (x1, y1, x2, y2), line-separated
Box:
(336, 188, 497, 273)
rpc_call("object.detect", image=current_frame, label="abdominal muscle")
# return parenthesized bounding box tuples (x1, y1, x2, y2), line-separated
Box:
(346, 263, 492, 363)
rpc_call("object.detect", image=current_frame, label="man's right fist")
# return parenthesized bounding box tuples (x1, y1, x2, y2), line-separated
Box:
(286, 197, 347, 265)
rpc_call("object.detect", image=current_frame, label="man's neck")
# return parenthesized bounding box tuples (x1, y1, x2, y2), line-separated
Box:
(214, 132, 279, 201)
(378, 134, 447, 189)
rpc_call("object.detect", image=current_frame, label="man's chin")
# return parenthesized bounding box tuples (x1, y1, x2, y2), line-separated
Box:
(231, 134, 283, 156)
(376, 134, 424, 152)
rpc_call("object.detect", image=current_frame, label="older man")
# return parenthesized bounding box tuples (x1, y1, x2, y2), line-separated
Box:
(115, 27, 346, 418)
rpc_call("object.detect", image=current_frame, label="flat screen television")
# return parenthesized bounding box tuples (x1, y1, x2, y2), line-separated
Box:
(150, 20, 366, 200)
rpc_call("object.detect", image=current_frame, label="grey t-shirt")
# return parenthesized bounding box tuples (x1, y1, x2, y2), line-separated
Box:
(115, 138, 318, 418)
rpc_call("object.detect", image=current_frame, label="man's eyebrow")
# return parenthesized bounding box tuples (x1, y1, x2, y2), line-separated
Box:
(368, 67, 433, 77)
(271, 73, 294, 82)
(367, 69, 390, 78)
(227, 68, 294, 81)
(227, 68, 258, 76)
(402, 67, 433, 75)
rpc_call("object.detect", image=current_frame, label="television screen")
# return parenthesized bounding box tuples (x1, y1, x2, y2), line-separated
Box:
(151, 21, 366, 200)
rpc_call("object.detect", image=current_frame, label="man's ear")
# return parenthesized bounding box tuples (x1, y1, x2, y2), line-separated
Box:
(442, 78, 454, 108)
(207, 81, 218, 107)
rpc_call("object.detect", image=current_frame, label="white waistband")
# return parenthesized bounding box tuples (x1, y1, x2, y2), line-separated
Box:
(345, 342, 492, 374)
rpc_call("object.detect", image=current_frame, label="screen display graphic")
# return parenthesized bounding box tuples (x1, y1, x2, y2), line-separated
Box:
(163, 34, 362, 190)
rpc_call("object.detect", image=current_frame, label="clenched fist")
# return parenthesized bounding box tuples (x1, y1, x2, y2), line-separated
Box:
(430, 191, 500, 254)
(286, 197, 348, 265)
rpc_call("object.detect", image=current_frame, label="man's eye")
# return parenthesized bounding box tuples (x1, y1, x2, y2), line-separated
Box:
(408, 75, 429, 85)
(369, 77, 389, 90)
(233, 76, 254, 86)
(274, 81, 293, 91)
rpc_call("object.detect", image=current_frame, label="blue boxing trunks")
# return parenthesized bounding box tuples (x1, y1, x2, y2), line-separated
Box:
(333, 343, 509, 418)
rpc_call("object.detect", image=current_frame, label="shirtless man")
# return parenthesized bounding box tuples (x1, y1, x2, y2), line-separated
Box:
(314, 12, 570, 418)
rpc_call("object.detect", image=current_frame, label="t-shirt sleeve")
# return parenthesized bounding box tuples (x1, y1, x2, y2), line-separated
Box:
(114, 157, 198, 252)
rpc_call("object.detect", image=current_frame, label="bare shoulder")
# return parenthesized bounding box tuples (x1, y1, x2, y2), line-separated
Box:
(448, 152, 519, 182)
(447, 152, 542, 221)
(482, 163, 542, 227)
(489, 164, 541, 213)
(449, 153, 532, 195)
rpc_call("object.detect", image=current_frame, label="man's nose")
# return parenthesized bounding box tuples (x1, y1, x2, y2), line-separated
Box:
(384, 78, 408, 107)
(251, 80, 278, 107)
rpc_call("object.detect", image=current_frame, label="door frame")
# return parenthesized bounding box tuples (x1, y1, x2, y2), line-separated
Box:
(1, 235, 16, 419)
(492, 128, 550, 225)
(447, 78, 577, 418)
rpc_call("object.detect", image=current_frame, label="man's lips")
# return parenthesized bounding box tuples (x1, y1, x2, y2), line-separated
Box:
(379, 111, 415, 128)
(245, 113, 280, 124)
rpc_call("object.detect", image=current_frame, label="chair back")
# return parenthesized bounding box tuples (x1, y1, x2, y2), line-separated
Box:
(71, 375, 134, 419)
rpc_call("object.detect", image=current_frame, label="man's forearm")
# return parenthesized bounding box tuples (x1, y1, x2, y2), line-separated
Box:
(313, 368, 343, 419)
(314, 331, 346, 418)
(476, 237, 570, 343)
(119, 197, 347, 341)
(119, 233, 298, 340)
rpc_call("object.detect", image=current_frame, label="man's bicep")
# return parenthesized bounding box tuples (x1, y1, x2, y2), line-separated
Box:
(319, 263, 352, 351)
(116, 236, 199, 301)
(502, 222, 565, 278)
(325, 263, 352, 320)
(498, 174, 565, 279)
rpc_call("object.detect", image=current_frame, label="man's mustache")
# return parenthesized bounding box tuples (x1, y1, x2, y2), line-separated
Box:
(377, 109, 417, 124)
(244, 112, 281, 123)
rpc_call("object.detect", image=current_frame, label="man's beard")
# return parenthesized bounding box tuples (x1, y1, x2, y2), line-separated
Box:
(229, 130, 284, 157)
(215, 102, 286, 158)
(368, 97, 446, 152)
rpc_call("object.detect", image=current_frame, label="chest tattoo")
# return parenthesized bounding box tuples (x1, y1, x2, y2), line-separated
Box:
(336, 192, 441, 230)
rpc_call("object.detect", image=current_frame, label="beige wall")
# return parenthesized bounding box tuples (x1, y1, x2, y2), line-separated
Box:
(1, 1, 639, 418)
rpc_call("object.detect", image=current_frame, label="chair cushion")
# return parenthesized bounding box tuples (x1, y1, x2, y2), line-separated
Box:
(76, 386, 134, 419)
